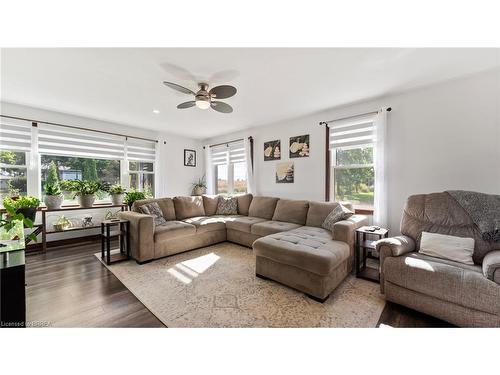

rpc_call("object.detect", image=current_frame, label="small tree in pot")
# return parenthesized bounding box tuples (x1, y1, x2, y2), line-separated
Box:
(61, 180, 101, 208)
(191, 175, 207, 196)
(107, 184, 126, 205)
(123, 189, 146, 210)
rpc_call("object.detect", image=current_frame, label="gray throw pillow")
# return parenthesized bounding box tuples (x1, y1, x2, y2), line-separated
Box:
(138, 202, 167, 226)
(321, 204, 354, 232)
(215, 196, 238, 215)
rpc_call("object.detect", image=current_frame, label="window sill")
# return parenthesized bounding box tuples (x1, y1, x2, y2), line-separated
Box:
(354, 207, 374, 215)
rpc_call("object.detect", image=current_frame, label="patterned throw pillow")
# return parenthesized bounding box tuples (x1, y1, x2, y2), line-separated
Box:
(138, 202, 167, 226)
(215, 196, 238, 215)
(321, 204, 354, 232)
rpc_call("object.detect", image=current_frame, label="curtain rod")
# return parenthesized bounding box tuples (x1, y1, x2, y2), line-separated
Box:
(318, 107, 391, 126)
(203, 137, 252, 149)
(0, 114, 158, 143)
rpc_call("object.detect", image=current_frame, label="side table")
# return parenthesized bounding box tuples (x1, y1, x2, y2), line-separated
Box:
(355, 225, 389, 283)
(101, 219, 130, 265)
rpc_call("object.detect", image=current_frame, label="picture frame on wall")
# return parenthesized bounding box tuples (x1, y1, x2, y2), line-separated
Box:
(264, 139, 281, 161)
(184, 149, 196, 167)
(289, 134, 310, 158)
(276, 162, 294, 183)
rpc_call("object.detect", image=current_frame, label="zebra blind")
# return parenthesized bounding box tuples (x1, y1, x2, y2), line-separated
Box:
(329, 113, 375, 149)
(126, 138, 156, 161)
(0, 118, 32, 152)
(211, 139, 245, 165)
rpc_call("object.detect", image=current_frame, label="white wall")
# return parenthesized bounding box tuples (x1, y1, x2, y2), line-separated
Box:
(1, 102, 204, 241)
(204, 68, 500, 234)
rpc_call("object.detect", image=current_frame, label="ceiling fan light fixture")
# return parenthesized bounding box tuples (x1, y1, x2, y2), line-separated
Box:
(195, 98, 210, 109)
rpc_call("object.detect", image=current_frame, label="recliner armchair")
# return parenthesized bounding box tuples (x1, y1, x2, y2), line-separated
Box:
(377, 192, 500, 327)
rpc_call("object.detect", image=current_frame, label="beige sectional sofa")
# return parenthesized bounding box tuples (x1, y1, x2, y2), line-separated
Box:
(376, 193, 500, 327)
(119, 194, 367, 301)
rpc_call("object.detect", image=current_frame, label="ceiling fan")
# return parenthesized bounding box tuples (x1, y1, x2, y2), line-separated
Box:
(163, 81, 237, 113)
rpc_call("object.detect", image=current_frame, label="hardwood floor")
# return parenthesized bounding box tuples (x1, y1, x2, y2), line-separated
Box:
(25, 240, 451, 328)
(25, 241, 164, 327)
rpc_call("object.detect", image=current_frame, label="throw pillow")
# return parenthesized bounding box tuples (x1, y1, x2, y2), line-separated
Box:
(321, 204, 354, 232)
(215, 196, 238, 215)
(419, 231, 474, 265)
(138, 202, 167, 226)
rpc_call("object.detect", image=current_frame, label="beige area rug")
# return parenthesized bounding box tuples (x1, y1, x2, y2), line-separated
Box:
(96, 243, 385, 327)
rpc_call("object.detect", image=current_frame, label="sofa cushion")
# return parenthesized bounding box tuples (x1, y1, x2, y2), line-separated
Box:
(202, 195, 219, 216)
(271, 199, 309, 225)
(419, 231, 474, 265)
(225, 216, 268, 233)
(250, 220, 302, 237)
(137, 202, 167, 226)
(132, 198, 176, 221)
(237, 194, 253, 215)
(173, 196, 205, 220)
(210, 214, 242, 223)
(248, 196, 279, 220)
(305, 201, 340, 227)
(183, 216, 226, 234)
(215, 196, 238, 215)
(321, 204, 354, 232)
(154, 221, 196, 242)
(384, 252, 500, 315)
(253, 227, 350, 276)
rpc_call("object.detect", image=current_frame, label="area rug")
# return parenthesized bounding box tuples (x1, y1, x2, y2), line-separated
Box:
(96, 243, 385, 327)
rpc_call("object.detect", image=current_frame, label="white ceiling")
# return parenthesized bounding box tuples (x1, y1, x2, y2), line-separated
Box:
(1, 48, 499, 139)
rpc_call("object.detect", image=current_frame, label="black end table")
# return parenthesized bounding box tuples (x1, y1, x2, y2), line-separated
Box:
(101, 219, 130, 265)
(355, 226, 389, 283)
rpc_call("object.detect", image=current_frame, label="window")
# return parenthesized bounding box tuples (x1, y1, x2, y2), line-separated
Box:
(40, 155, 121, 202)
(0, 151, 28, 200)
(211, 140, 247, 195)
(128, 161, 155, 196)
(329, 115, 375, 209)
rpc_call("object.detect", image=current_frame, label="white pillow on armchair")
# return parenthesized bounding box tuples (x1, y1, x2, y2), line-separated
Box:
(419, 231, 475, 265)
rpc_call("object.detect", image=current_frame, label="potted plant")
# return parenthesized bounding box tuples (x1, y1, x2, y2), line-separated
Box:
(44, 182, 64, 210)
(2, 196, 40, 222)
(0, 202, 36, 243)
(124, 189, 146, 209)
(108, 184, 126, 205)
(191, 175, 206, 196)
(61, 180, 101, 208)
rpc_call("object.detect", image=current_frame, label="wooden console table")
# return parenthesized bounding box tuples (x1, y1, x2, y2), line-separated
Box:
(40, 204, 128, 253)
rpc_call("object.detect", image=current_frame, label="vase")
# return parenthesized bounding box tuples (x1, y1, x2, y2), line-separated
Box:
(44, 194, 64, 210)
(78, 194, 95, 208)
(193, 186, 206, 196)
(111, 193, 124, 206)
(16, 207, 37, 222)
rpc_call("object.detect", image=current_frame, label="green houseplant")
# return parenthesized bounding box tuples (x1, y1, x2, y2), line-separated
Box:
(3, 196, 40, 222)
(191, 175, 206, 196)
(1, 201, 37, 242)
(61, 180, 101, 208)
(44, 182, 64, 210)
(124, 189, 146, 209)
(107, 184, 126, 205)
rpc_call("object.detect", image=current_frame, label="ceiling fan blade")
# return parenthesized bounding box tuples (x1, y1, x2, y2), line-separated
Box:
(211, 101, 233, 113)
(177, 101, 196, 109)
(209, 85, 237, 99)
(163, 81, 195, 95)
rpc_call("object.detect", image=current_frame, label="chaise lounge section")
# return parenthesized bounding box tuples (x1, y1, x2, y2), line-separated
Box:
(119, 194, 368, 301)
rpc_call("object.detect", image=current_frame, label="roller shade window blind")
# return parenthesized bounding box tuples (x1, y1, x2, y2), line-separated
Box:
(211, 139, 245, 165)
(0, 118, 32, 152)
(329, 113, 375, 149)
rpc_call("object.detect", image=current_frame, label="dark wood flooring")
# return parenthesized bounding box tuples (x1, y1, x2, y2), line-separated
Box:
(25, 240, 452, 328)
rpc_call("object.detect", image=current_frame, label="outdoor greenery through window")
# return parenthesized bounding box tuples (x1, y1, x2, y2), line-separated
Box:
(332, 146, 374, 208)
(129, 161, 154, 197)
(215, 161, 247, 195)
(0, 151, 27, 200)
(41, 155, 120, 202)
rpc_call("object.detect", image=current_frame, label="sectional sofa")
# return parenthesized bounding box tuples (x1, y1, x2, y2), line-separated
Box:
(119, 194, 368, 301)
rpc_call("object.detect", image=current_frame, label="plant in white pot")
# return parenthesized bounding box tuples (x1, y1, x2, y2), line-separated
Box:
(191, 176, 207, 196)
(61, 180, 101, 208)
(44, 182, 64, 210)
(108, 184, 126, 205)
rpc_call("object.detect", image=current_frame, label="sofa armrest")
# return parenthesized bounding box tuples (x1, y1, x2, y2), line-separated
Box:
(119, 211, 155, 263)
(376, 235, 415, 293)
(483, 250, 500, 285)
(332, 214, 368, 246)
